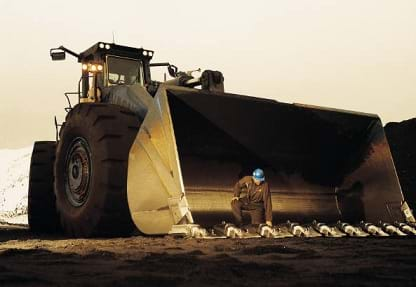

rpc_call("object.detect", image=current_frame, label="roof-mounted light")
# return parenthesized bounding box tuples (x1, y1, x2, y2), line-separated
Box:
(142, 50, 153, 57)
(98, 43, 111, 50)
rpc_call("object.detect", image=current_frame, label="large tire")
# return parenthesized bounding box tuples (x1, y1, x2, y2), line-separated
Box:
(54, 103, 141, 237)
(28, 141, 61, 233)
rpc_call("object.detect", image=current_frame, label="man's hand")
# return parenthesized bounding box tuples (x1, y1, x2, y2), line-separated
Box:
(231, 197, 239, 202)
(266, 221, 272, 227)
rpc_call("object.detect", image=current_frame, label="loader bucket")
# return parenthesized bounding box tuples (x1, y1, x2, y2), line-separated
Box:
(127, 85, 405, 234)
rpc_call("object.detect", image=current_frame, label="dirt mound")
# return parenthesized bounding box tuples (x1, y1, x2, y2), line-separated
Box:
(385, 118, 416, 209)
(0, 146, 32, 225)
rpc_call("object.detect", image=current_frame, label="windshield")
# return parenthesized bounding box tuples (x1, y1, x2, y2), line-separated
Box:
(107, 56, 143, 86)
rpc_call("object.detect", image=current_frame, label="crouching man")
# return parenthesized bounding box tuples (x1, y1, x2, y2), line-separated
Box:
(231, 168, 273, 227)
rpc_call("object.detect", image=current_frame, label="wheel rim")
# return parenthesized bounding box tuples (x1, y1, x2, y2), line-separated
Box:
(65, 137, 92, 207)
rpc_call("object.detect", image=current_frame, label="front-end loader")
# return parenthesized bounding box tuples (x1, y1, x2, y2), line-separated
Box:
(28, 42, 415, 238)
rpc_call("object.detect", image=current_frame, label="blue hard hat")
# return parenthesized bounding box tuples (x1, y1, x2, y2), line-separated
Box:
(252, 168, 265, 182)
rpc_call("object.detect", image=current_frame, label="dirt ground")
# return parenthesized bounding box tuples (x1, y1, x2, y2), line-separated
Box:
(0, 225, 415, 287)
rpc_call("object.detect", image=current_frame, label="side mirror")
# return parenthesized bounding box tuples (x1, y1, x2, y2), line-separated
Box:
(50, 48, 66, 61)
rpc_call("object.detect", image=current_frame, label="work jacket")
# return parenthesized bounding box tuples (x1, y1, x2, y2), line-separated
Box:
(233, 176, 273, 222)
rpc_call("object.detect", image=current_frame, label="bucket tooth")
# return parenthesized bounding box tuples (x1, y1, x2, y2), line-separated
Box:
(360, 221, 389, 237)
(354, 226, 371, 237)
(287, 221, 306, 237)
(312, 220, 346, 237)
(272, 225, 296, 238)
(404, 221, 416, 230)
(394, 222, 416, 235)
(312, 220, 330, 236)
(337, 221, 355, 236)
(286, 221, 319, 237)
(169, 224, 210, 238)
(304, 225, 323, 237)
(213, 223, 240, 238)
(213, 223, 260, 239)
(378, 221, 407, 236)
(258, 224, 294, 238)
(331, 226, 348, 237)
(337, 221, 370, 237)
(258, 224, 276, 238)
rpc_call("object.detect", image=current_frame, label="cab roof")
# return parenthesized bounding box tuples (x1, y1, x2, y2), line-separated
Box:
(78, 42, 154, 63)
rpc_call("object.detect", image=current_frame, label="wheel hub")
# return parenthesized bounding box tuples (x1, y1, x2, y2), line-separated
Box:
(65, 137, 92, 207)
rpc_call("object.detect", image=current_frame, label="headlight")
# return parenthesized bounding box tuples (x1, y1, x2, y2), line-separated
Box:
(105, 44, 111, 50)
(82, 63, 103, 73)
(99, 43, 105, 49)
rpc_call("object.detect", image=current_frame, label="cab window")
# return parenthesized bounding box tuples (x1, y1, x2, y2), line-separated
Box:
(106, 56, 143, 86)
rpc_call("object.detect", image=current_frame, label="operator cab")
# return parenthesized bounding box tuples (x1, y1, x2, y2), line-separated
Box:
(50, 41, 225, 104)
(50, 42, 154, 102)
(78, 42, 153, 101)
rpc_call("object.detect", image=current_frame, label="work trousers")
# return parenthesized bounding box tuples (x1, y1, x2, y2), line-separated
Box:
(231, 197, 265, 226)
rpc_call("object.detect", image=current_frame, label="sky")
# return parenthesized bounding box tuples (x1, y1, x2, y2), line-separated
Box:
(0, 0, 415, 148)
